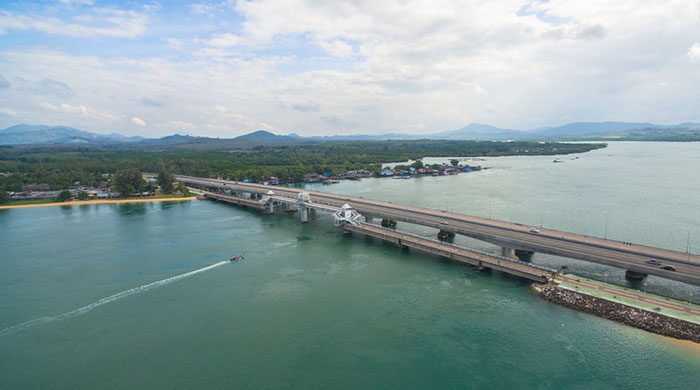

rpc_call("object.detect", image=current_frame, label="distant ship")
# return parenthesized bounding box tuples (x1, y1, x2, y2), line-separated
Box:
(230, 255, 244, 262)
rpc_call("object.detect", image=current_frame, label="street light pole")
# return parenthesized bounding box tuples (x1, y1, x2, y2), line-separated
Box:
(604, 218, 608, 240)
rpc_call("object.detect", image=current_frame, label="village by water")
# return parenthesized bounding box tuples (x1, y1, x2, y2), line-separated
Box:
(1, 142, 700, 389)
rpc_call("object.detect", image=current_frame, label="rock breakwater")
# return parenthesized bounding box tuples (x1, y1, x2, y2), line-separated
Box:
(540, 286, 700, 343)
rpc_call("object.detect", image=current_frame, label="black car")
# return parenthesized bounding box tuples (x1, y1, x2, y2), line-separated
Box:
(660, 265, 676, 271)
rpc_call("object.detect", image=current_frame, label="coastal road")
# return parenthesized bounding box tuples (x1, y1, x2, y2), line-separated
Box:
(559, 276, 700, 318)
(176, 176, 700, 286)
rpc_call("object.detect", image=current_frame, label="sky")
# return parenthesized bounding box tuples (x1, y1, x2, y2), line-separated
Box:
(0, 0, 699, 137)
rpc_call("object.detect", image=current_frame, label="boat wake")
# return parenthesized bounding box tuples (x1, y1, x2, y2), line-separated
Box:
(0, 261, 228, 338)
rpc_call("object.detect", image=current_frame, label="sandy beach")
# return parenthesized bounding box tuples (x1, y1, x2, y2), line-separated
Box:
(0, 196, 197, 210)
(657, 334, 700, 365)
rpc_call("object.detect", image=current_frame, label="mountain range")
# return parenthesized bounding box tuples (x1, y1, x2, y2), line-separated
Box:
(1, 122, 699, 146)
(0, 124, 144, 145)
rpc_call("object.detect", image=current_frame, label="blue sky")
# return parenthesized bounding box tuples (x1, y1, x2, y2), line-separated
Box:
(1, 0, 699, 137)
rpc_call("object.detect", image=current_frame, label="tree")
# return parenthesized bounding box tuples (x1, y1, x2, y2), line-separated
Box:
(157, 168, 175, 193)
(114, 169, 145, 196)
(122, 184, 135, 196)
(176, 182, 190, 196)
(0, 190, 9, 204)
(77, 190, 89, 200)
(55, 190, 71, 202)
(450, 159, 459, 166)
(410, 160, 424, 169)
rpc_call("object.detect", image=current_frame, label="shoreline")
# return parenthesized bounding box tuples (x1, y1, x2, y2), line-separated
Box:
(0, 196, 197, 210)
(538, 285, 700, 344)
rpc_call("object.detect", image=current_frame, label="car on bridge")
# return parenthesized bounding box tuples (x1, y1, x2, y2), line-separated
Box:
(529, 228, 540, 233)
(661, 265, 676, 271)
(441, 220, 449, 225)
(645, 259, 662, 266)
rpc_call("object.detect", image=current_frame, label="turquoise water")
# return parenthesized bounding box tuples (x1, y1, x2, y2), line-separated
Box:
(1, 142, 699, 389)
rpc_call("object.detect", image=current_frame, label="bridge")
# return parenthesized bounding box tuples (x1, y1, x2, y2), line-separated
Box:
(176, 175, 700, 287)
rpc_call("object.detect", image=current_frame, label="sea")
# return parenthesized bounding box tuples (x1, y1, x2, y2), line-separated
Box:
(1, 141, 699, 389)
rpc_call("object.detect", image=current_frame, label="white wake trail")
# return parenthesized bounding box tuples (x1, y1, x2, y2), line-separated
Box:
(0, 261, 228, 338)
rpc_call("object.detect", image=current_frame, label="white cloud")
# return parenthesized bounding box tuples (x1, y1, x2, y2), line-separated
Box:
(15, 77, 75, 98)
(688, 43, 700, 60)
(1, 1, 700, 136)
(58, 0, 95, 5)
(61, 103, 88, 115)
(40, 102, 58, 110)
(318, 40, 354, 58)
(158, 120, 196, 129)
(0, 9, 149, 38)
(206, 33, 241, 47)
(40, 102, 88, 115)
(131, 117, 146, 126)
(0, 107, 18, 117)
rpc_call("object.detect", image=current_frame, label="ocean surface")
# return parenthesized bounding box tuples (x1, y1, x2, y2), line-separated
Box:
(1, 141, 699, 389)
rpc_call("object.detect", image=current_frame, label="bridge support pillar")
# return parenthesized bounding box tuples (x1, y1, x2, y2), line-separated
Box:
(397, 239, 408, 250)
(437, 229, 455, 241)
(625, 270, 647, 280)
(300, 207, 308, 223)
(501, 247, 516, 259)
(381, 219, 397, 228)
(514, 249, 534, 261)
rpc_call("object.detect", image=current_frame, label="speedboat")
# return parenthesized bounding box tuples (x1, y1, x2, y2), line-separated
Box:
(230, 255, 244, 262)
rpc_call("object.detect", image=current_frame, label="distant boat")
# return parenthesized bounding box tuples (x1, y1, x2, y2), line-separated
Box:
(230, 255, 244, 262)
(552, 159, 564, 163)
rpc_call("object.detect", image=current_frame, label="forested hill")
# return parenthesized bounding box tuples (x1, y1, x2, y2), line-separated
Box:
(0, 140, 606, 191)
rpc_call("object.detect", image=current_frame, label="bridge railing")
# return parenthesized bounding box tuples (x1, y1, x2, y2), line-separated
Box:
(362, 223, 557, 274)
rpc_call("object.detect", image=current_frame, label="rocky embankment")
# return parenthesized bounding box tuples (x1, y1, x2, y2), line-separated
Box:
(539, 285, 700, 343)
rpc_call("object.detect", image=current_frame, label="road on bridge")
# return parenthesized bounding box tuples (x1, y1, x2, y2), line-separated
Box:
(177, 176, 700, 287)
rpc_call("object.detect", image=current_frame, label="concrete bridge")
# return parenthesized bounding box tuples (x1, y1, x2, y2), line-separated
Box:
(176, 175, 700, 287)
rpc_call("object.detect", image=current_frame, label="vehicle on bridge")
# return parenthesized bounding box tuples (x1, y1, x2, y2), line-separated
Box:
(661, 265, 676, 271)
(529, 228, 540, 233)
(645, 259, 662, 266)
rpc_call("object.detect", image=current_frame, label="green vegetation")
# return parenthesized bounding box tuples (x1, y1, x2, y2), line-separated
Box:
(157, 168, 175, 193)
(55, 190, 71, 202)
(1, 199, 58, 206)
(114, 168, 147, 196)
(566, 128, 700, 142)
(0, 140, 606, 190)
(0, 189, 8, 204)
(176, 182, 190, 196)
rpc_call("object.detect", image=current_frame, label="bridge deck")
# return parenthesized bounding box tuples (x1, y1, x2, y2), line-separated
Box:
(178, 176, 700, 286)
(203, 192, 263, 209)
(345, 223, 552, 283)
